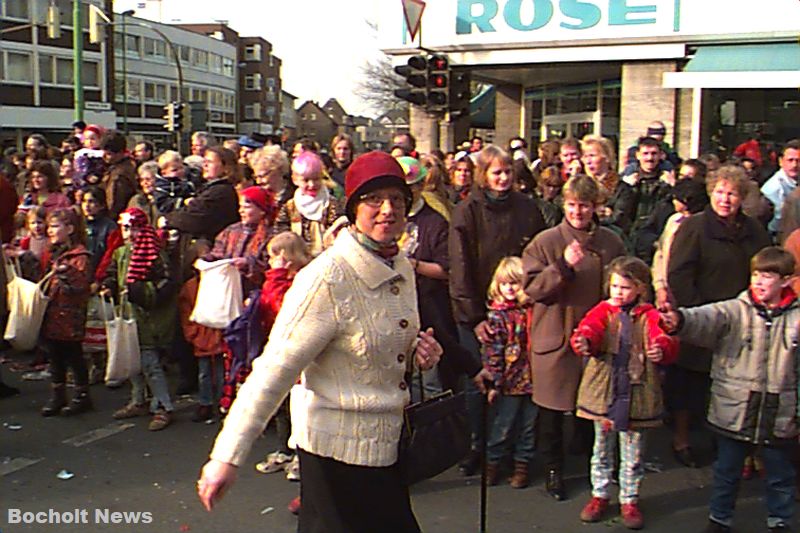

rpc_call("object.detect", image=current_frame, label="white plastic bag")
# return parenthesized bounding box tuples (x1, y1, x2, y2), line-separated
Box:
(189, 258, 244, 329)
(104, 293, 141, 382)
(3, 255, 52, 351)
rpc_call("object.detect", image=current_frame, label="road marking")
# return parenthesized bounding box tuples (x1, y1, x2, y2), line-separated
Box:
(62, 422, 135, 447)
(0, 456, 43, 477)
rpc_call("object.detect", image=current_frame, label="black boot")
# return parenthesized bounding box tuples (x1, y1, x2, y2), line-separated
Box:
(545, 468, 567, 501)
(61, 386, 92, 416)
(0, 381, 20, 398)
(41, 383, 67, 417)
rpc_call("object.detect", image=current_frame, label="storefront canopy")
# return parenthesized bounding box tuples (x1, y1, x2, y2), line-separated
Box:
(663, 43, 800, 88)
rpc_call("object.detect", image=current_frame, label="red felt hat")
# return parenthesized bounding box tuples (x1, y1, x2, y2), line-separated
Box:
(344, 151, 410, 221)
(240, 186, 276, 222)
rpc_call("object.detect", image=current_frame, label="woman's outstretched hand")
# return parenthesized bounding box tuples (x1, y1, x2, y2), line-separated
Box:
(197, 459, 238, 512)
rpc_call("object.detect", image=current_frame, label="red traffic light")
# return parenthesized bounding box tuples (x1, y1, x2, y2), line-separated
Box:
(428, 54, 448, 71)
(429, 73, 447, 88)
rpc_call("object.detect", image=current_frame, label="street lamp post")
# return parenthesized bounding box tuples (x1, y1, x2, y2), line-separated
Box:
(73, 0, 83, 122)
(120, 9, 135, 136)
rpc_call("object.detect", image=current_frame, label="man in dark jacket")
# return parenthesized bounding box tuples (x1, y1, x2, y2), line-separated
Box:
(101, 131, 139, 218)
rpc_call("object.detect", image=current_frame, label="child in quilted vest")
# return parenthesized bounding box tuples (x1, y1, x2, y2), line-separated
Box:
(571, 256, 677, 530)
(480, 256, 536, 489)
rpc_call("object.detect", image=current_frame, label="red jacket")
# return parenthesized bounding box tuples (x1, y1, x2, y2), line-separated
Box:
(41, 245, 91, 342)
(571, 300, 678, 364)
(258, 267, 294, 333)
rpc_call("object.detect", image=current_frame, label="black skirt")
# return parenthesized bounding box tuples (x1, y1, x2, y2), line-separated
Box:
(297, 448, 421, 533)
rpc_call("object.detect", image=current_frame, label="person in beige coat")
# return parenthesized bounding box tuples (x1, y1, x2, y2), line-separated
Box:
(522, 175, 625, 500)
(196, 152, 442, 533)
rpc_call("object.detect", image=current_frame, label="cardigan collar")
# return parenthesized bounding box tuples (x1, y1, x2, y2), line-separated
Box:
(334, 229, 413, 290)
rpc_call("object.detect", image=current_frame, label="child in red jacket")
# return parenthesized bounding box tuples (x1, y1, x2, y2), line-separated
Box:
(254, 231, 312, 480)
(571, 256, 678, 530)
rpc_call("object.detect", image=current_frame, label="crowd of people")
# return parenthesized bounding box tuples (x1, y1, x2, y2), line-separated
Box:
(1, 120, 800, 532)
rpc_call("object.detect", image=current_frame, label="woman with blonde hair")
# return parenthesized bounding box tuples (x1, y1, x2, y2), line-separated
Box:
(580, 135, 635, 235)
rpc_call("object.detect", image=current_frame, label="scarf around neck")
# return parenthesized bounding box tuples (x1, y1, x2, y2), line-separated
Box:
(350, 226, 399, 261)
(293, 186, 329, 222)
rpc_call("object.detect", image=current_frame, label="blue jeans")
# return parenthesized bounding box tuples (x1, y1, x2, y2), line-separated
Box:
(487, 394, 537, 464)
(130, 348, 174, 412)
(457, 324, 486, 451)
(197, 355, 224, 407)
(710, 434, 795, 528)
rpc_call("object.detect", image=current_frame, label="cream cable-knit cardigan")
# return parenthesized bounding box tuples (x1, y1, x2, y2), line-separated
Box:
(210, 229, 420, 468)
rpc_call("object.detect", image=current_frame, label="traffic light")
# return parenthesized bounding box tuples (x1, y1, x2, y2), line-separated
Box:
(426, 54, 449, 111)
(180, 102, 192, 133)
(46, 5, 61, 39)
(163, 102, 176, 132)
(88, 4, 105, 44)
(394, 55, 428, 106)
(173, 102, 184, 131)
(449, 70, 471, 116)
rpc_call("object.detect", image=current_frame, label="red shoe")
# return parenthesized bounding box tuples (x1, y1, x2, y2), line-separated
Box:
(580, 497, 609, 522)
(621, 502, 644, 530)
(287, 496, 301, 515)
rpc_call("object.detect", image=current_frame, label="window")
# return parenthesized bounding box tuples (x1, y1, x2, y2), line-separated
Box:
(114, 78, 124, 101)
(113, 32, 123, 52)
(144, 82, 157, 102)
(265, 77, 276, 88)
(222, 57, 234, 77)
(266, 90, 276, 102)
(244, 44, 261, 61)
(179, 45, 190, 63)
(82, 61, 99, 87)
(192, 88, 208, 103)
(126, 35, 141, 56)
(4, 51, 31, 82)
(268, 54, 274, 67)
(245, 73, 261, 91)
(192, 49, 208, 68)
(4, 0, 29, 19)
(127, 78, 141, 101)
(144, 37, 166, 58)
(266, 106, 276, 118)
(244, 103, 261, 120)
(55, 57, 72, 84)
(210, 54, 222, 74)
(310, 112, 317, 121)
(39, 55, 53, 83)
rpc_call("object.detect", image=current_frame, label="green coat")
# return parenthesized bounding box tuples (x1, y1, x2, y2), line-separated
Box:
(102, 243, 176, 349)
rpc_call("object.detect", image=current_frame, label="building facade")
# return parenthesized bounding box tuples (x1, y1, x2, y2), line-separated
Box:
(113, 17, 237, 147)
(296, 100, 338, 148)
(0, 0, 115, 147)
(280, 89, 298, 145)
(380, 0, 800, 159)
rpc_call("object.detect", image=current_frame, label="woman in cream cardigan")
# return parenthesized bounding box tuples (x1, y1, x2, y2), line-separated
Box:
(197, 151, 443, 533)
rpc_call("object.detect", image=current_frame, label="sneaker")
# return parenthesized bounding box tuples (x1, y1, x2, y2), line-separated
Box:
(287, 496, 301, 515)
(285, 455, 300, 481)
(147, 410, 172, 431)
(580, 497, 610, 523)
(113, 403, 149, 419)
(621, 502, 644, 530)
(255, 451, 294, 474)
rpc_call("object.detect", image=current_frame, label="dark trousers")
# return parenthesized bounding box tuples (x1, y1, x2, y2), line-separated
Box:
(457, 325, 485, 450)
(46, 339, 88, 387)
(275, 397, 292, 455)
(297, 448, 421, 533)
(710, 434, 795, 528)
(537, 406, 593, 471)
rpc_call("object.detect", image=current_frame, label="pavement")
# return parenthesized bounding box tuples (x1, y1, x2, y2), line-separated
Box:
(0, 352, 792, 533)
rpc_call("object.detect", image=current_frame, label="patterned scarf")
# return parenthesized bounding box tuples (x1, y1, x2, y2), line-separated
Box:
(120, 208, 161, 284)
(349, 226, 399, 262)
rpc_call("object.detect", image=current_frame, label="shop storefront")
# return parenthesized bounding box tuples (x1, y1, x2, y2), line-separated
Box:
(380, 0, 800, 161)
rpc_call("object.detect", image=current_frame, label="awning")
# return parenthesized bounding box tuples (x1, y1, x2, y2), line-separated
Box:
(663, 43, 800, 88)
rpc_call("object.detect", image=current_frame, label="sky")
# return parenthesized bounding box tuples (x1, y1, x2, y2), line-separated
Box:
(113, 0, 386, 117)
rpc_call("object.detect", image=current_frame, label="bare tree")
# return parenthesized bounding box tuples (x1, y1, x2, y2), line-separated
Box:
(355, 54, 409, 116)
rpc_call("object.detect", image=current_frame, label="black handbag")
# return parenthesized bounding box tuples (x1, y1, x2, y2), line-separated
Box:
(399, 389, 469, 485)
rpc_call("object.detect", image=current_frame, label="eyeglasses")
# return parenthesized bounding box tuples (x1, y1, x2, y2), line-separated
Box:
(358, 192, 407, 209)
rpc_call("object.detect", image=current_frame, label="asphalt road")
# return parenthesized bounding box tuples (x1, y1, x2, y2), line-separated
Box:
(0, 355, 789, 533)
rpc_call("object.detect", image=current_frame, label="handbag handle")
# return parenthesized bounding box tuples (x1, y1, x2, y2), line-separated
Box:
(118, 290, 133, 321)
(99, 293, 117, 321)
